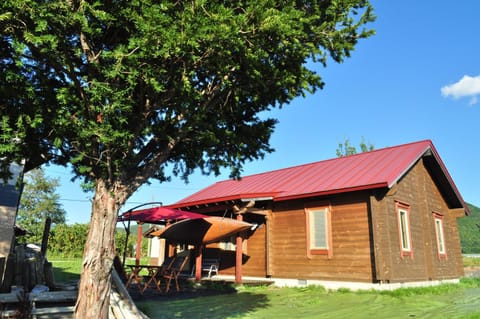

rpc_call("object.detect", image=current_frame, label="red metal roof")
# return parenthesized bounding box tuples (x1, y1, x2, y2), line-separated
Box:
(170, 140, 467, 212)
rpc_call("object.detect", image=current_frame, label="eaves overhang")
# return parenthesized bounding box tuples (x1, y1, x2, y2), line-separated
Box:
(168, 192, 279, 210)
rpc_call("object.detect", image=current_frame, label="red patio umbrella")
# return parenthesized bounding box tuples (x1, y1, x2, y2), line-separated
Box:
(118, 204, 208, 265)
(118, 206, 208, 224)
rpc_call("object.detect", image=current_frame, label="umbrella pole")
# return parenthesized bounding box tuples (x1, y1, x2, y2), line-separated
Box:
(118, 201, 163, 265)
(122, 219, 131, 266)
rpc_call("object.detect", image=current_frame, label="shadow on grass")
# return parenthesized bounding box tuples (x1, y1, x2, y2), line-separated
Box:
(136, 290, 269, 319)
(52, 266, 80, 284)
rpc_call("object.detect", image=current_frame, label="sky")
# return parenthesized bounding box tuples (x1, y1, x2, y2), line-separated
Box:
(43, 1, 480, 224)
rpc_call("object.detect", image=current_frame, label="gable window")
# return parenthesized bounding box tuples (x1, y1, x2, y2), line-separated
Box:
(305, 203, 332, 258)
(433, 213, 447, 258)
(396, 202, 413, 258)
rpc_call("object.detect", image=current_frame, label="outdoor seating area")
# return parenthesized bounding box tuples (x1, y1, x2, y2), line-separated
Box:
(125, 255, 190, 295)
(118, 204, 255, 293)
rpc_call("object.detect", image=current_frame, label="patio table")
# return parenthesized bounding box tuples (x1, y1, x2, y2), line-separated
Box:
(125, 264, 164, 294)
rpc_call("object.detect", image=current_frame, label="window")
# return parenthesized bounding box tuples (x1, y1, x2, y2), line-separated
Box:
(219, 235, 236, 251)
(305, 204, 332, 258)
(396, 202, 413, 258)
(433, 213, 447, 257)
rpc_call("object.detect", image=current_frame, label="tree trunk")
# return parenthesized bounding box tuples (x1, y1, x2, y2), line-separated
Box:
(74, 180, 122, 319)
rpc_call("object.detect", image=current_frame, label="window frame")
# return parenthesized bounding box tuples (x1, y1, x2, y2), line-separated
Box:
(305, 202, 332, 258)
(396, 201, 413, 259)
(433, 212, 447, 259)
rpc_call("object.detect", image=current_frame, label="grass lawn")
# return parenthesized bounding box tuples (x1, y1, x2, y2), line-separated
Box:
(136, 280, 480, 319)
(49, 257, 82, 284)
(50, 257, 480, 319)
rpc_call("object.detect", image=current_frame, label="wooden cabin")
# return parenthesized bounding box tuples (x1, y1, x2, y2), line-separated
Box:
(167, 140, 468, 289)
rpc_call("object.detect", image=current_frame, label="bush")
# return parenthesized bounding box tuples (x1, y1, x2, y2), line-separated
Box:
(46, 223, 145, 258)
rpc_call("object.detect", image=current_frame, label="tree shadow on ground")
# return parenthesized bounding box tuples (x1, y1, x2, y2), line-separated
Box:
(136, 290, 269, 319)
(51, 265, 80, 286)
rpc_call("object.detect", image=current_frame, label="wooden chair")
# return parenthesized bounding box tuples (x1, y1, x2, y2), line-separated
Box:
(125, 265, 145, 294)
(162, 255, 189, 293)
(141, 256, 176, 294)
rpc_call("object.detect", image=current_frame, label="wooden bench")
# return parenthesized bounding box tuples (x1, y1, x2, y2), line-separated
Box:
(192, 258, 219, 278)
(0, 290, 77, 318)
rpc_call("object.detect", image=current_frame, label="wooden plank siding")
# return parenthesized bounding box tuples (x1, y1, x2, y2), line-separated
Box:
(370, 158, 464, 283)
(239, 222, 266, 277)
(268, 194, 374, 282)
(207, 216, 267, 278)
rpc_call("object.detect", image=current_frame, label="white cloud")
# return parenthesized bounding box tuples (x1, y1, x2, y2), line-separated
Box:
(441, 75, 480, 105)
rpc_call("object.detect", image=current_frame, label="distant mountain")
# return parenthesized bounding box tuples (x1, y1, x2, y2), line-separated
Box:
(458, 203, 480, 254)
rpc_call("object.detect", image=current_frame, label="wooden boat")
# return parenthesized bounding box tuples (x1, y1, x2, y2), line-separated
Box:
(150, 217, 252, 244)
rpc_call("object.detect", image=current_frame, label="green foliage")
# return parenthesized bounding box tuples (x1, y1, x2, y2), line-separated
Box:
(48, 223, 89, 258)
(458, 203, 480, 253)
(336, 137, 374, 157)
(0, 2, 375, 315)
(0, 0, 376, 193)
(46, 223, 144, 258)
(115, 225, 149, 258)
(16, 168, 66, 244)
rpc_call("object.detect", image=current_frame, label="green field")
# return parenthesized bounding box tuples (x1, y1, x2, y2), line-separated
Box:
(51, 258, 480, 319)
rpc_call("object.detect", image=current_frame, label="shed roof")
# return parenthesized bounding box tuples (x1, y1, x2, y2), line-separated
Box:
(170, 140, 467, 213)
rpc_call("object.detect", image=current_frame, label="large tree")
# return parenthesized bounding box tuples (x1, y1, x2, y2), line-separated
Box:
(17, 168, 66, 244)
(0, 1, 375, 317)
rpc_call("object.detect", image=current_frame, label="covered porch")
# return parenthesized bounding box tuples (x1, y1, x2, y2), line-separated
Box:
(117, 203, 255, 294)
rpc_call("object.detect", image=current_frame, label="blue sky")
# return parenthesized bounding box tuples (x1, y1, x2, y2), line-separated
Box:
(45, 1, 480, 224)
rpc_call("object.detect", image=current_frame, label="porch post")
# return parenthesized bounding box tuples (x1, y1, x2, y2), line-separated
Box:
(135, 222, 143, 266)
(235, 213, 243, 284)
(195, 244, 203, 281)
(165, 220, 175, 258)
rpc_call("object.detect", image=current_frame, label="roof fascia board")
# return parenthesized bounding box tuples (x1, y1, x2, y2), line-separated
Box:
(426, 143, 470, 215)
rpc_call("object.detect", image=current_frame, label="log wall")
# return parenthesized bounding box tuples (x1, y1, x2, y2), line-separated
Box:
(268, 193, 374, 282)
(370, 158, 464, 283)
